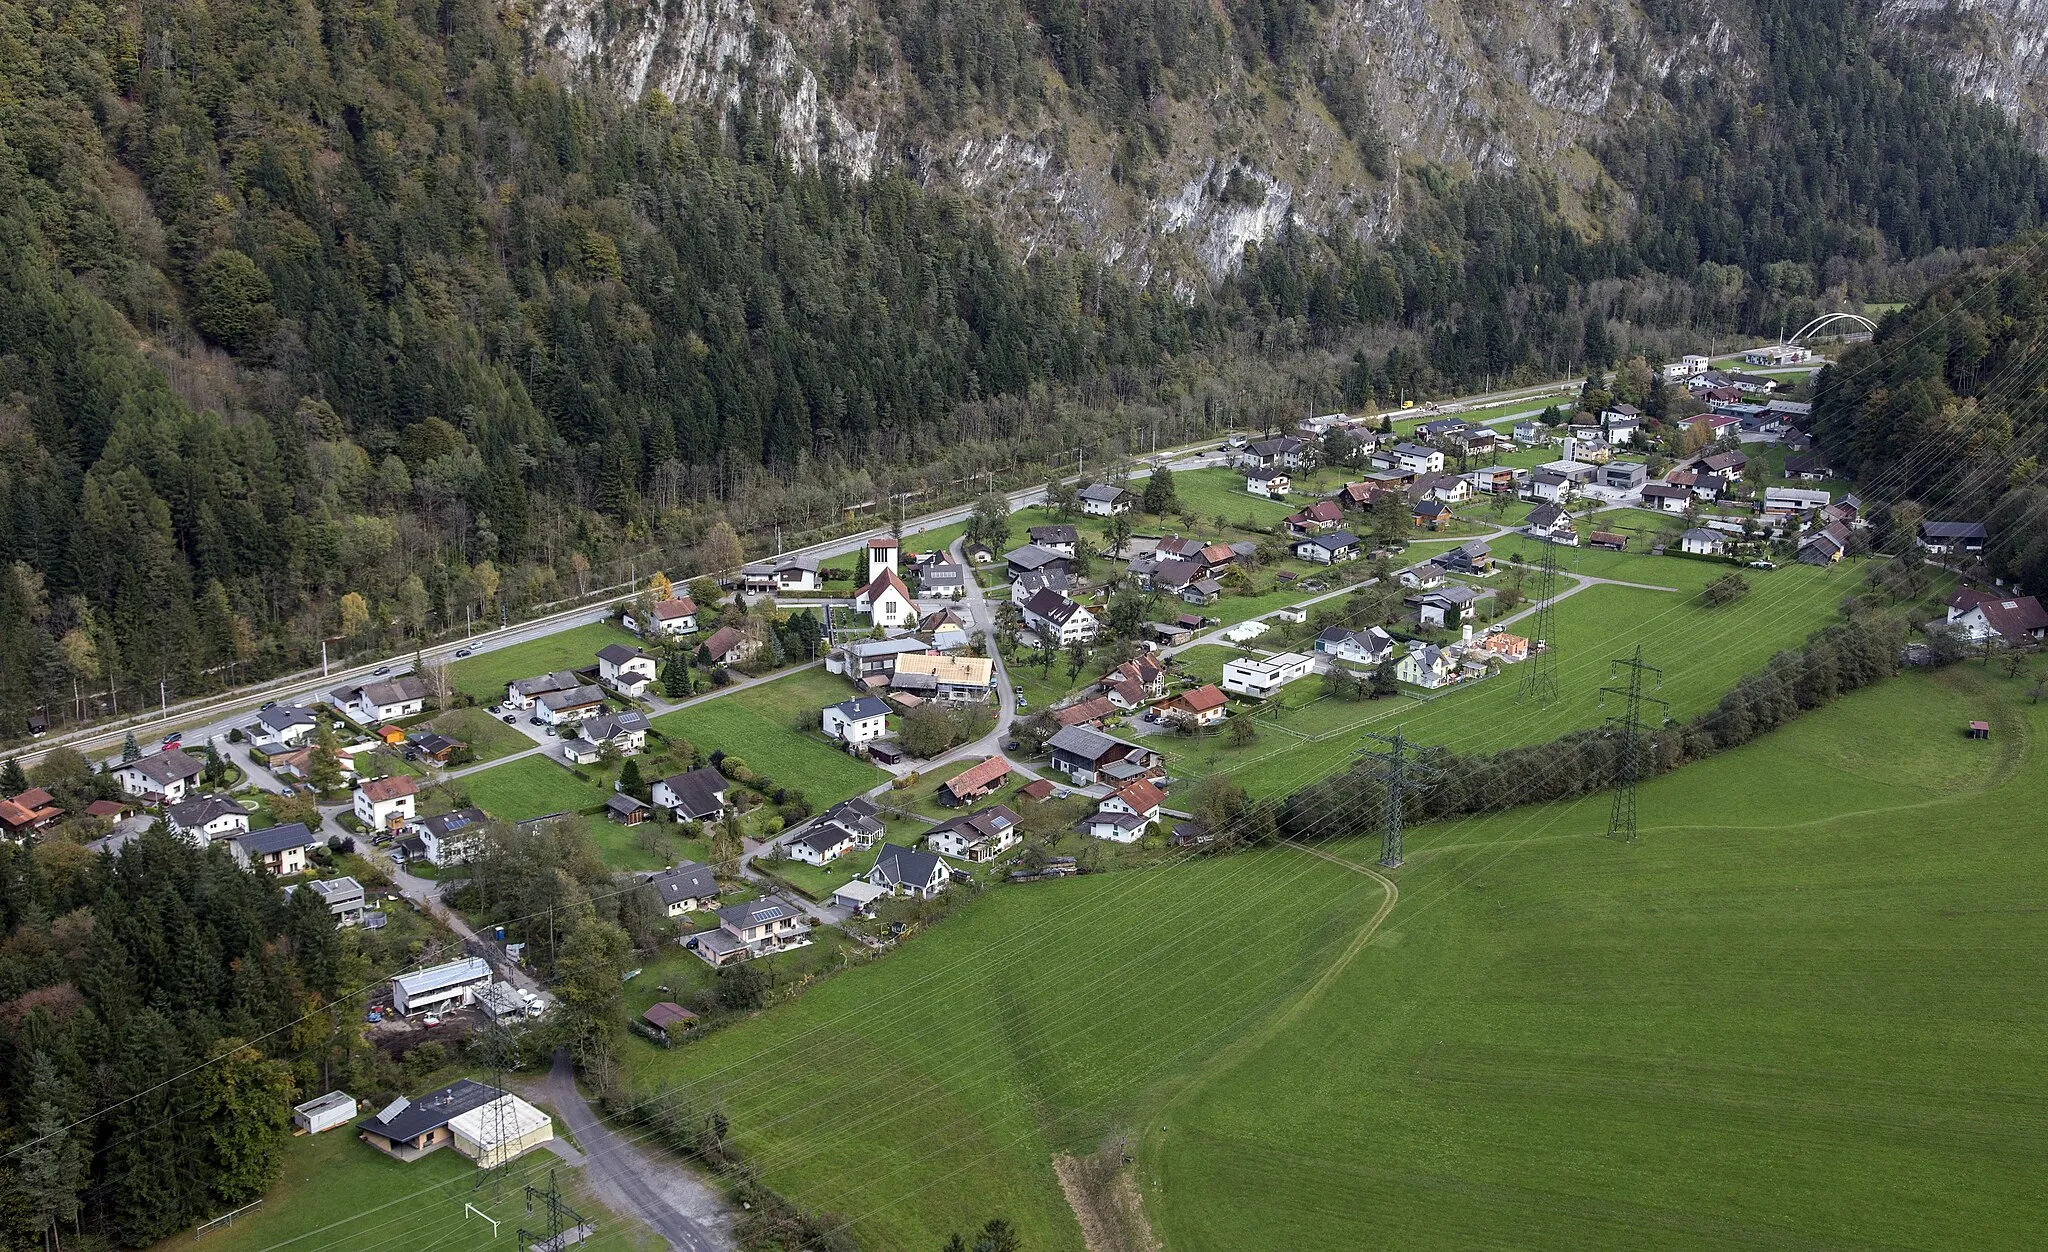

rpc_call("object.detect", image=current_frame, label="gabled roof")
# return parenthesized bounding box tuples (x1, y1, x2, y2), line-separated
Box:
(870, 842, 947, 889)
(1005, 544, 1071, 571)
(237, 822, 318, 855)
(1023, 588, 1088, 625)
(359, 1078, 502, 1143)
(1527, 504, 1570, 528)
(656, 766, 729, 819)
(702, 625, 747, 658)
(1053, 695, 1119, 726)
(357, 774, 418, 803)
(1112, 778, 1165, 814)
(120, 749, 204, 786)
(830, 696, 892, 721)
(929, 803, 1020, 845)
(1640, 483, 1692, 499)
(255, 704, 318, 733)
(894, 653, 994, 686)
(1920, 520, 1987, 540)
(651, 596, 698, 620)
(1076, 482, 1130, 502)
(416, 807, 486, 839)
(510, 671, 583, 699)
(1029, 524, 1080, 544)
(861, 567, 914, 605)
(1168, 684, 1228, 713)
(942, 756, 1012, 798)
(1286, 500, 1343, 525)
(1046, 725, 1138, 763)
(166, 793, 244, 829)
(1298, 529, 1361, 551)
(596, 643, 652, 666)
(647, 861, 719, 906)
(1953, 590, 2048, 636)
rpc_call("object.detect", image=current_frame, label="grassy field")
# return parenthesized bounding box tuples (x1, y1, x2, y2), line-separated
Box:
(448, 621, 641, 702)
(619, 663, 2048, 1249)
(165, 1106, 658, 1252)
(463, 753, 613, 821)
(1150, 664, 2048, 1250)
(426, 706, 534, 763)
(651, 667, 887, 806)
(1160, 557, 1872, 795)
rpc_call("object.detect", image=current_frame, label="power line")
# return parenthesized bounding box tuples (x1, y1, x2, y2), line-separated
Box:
(1601, 646, 1667, 843)
(517, 1169, 588, 1252)
(1357, 728, 1441, 868)
(1517, 538, 1563, 706)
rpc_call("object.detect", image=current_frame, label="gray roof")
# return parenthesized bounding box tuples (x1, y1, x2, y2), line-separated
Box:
(1076, 483, 1129, 502)
(121, 750, 204, 786)
(1921, 520, 1986, 539)
(237, 822, 318, 855)
(166, 794, 244, 829)
(717, 897, 803, 929)
(358, 1079, 501, 1143)
(538, 684, 606, 712)
(1046, 724, 1135, 762)
(255, 704, 318, 733)
(831, 697, 891, 721)
(1029, 524, 1080, 544)
(1006, 543, 1071, 571)
(1298, 530, 1360, 552)
(606, 793, 649, 817)
(918, 559, 965, 587)
(1682, 528, 1723, 543)
(846, 637, 933, 660)
(308, 876, 363, 904)
(647, 861, 718, 907)
(416, 807, 486, 839)
(869, 843, 947, 890)
(350, 675, 428, 707)
(596, 643, 651, 666)
(1023, 588, 1086, 625)
(509, 671, 583, 699)
(657, 766, 728, 820)
(582, 711, 650, 741)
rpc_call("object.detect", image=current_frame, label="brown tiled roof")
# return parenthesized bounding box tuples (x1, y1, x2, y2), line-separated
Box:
(357, 775, 418, 803)
(942, 756, 1011, 799)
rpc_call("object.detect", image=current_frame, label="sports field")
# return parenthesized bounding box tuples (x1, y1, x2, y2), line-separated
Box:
(622, 664, 2048, 1248)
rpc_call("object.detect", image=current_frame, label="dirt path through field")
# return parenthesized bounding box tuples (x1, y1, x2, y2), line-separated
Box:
(1053, 1146, 1164, 1252)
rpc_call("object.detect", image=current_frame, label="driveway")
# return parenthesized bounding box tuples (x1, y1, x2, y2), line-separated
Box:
(536, 1050, 736, 1252)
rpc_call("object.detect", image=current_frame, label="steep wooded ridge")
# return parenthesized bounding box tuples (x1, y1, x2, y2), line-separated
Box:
(0, 0, 2044, 735)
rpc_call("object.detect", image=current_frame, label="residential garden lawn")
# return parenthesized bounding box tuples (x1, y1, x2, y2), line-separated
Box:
(462, 753, 613, 821)
(1453, 496, 1537, 526)
(586, 817, 712, 873)
(651, 668, 887, 807)
(762, 844, 883, 900)
(447, 620, 641, 702)
(166, 1101, 658, 1252)
(1169, 467, 1299, 528)
(1159, 558, 1877, 796)
(1150, 664, 2047, 1250)
(426, 706, 533, 763)
(623, 663, 2048, 1251)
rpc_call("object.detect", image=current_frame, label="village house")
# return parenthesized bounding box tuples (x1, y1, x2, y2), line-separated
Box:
(1945, 588, 2048, 643)
(1221, 652, 1314, 699)
(1099, 656, 1168, 708)
(1022, 588, 1100, 646)
(304, 876, 366, 927)
(596, 644, 659, 698)
(1919, 520, 1988, 555)
(652, 766, 730, 822)
(0, 788, 63, 836)
(1006, 543, 1075, 582)
(1395, 645, 1458, 689)
(329, 675, 427, 723)
(786, 819, 860, 866)
(1413, 472, 1474, 504)
(357, 1078, 554, 1168)
(354, 774, 418, 832)
(505, 670, 583, 710)
(1799, 521, 1854, 565)
(1082, 778, 1165, 843)
(1764, 486, 1832, 518)
(693, 897, 811, 968)
(1245, 469, 1292, 498)
(822, 696, 892, 746)
(1028, 524, 1080, 555)
(1011, 567, 1074, 603)
(1238, 434, 1309, 471)
(412, 807, 487, 865)
(1526, 468, 1570, 504)
(1602, 461, 1648, 491)
(250, 703, 319, 749)
(1429, 540, 1495, 576)
(1154, 683, 1230, 726)
(113, 748, 204, 805)
(637, 596, 699, 637)
(738, 553, 821, 595)
(1701, 450, 1749, 480)
(1412, 497, 1455, 531)
(166, 793, 250, 845)
(1408, 584, 1489, 629)
(537, 684, 607, 727)
(231, 822, 319, 875)
(1640, 483, 1694, 514)
(1512, 419, 1546, 444)
(939, 756, 1012, 806)
(912, 552, 967, 599)
(1784, 455, 1833, 482)
(892, 653, 996, 702)
(1525, 504, 1578, 545)
(1078, 483, 1134, 516)
(828, 636, 932, 686)
(560, 711, 651, 764)
(699, 625, 758, 667)
(855, 567, 919, 629)
(1467, 466, 1520, 496)
(1447, 425, 1497, 457)
(1053, 694, 1120, 727)
(645, 862, 720, 917)
(1284, 501, 1344, 535)
(1045, 726, 1160, 786)
(927, 803, 1022, 862)
(867, 843, 952, 898)
(917, 607, 974, 651)
(1294, 530, 1362, 564)
(1315, 625, 1396, 667)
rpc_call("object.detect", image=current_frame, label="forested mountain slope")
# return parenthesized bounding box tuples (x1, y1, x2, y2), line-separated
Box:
(0, 0, 2044, 738)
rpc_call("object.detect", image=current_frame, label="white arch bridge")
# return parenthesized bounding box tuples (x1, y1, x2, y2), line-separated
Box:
(1789, 312, 1877, 342)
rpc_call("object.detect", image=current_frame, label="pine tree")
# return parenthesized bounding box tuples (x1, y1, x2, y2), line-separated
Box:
(121, 731, 141, 762)
(17, 1051, 85, 1252)
(0, 756, 25, 794)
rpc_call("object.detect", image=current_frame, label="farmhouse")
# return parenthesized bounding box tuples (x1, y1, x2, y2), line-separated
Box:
(940, 756, 1012, 806)
(1006, 544, 1074, 581)
(113, 749, 205, 804)
(645, 862, 721, 917)
(1945, 588, 2048, 643)
(1220, 652, 1314, 699)
(354, 774, 418, 832)
(596, 643, 659, 697)
(165, 793, 249, 844)
(867, 843, 952, 898)
(652, 766, 730, 822)
(928, 804, 1022, 862)
(1078, 483, 1134, 516)
(1045, 726, 1159, 786)
(1919, 520, 1988, 554)
(822, 696, 892, 745)
(230, 823, 319, 875)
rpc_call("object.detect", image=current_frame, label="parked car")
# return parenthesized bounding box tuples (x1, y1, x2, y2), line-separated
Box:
(501, 714, 518, 724)
(421, 1013, 441, 1028)
(528, 715, 545, 726)
(1748, 560, 1777, 570)
(1016, 695, 1029, 709)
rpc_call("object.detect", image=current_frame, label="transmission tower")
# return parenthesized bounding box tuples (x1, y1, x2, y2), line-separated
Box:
(1358, 728, 1442, 869)
(473, 1004, 519, 1194)
(519, 1169, 588, 1252)
(1601, 646, 1667, 843)
(1517, 539, 1562, 706)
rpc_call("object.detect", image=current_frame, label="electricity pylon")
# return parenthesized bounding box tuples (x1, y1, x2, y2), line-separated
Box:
(1602, 646, 1667, 843)
(1358, 728, 1441, 869)
(1517, 539, 1562, 705)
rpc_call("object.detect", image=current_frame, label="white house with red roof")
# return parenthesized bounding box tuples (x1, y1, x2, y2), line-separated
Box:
(855, 567, 918, 629)
(354, 774, 418, 832)
(1945, 588, 2048, 643)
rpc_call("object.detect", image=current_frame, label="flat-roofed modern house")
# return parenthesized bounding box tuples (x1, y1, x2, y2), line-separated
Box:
(390, 956, 493, 1016)
(305, 875, 366, 926)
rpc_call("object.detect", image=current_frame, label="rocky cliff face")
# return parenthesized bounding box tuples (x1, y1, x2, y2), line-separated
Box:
(529, 0, 2040, 287)
(1882, 0, 2048, 148)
